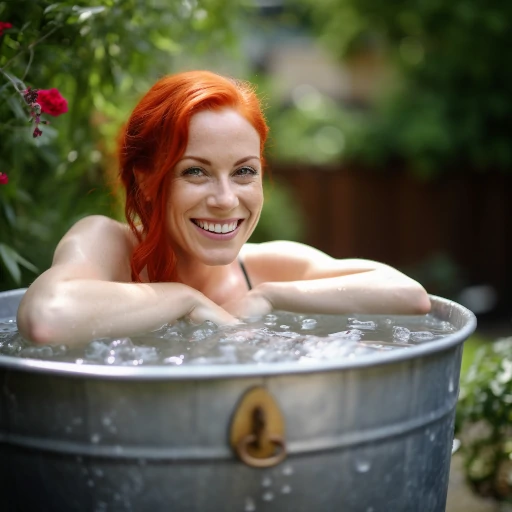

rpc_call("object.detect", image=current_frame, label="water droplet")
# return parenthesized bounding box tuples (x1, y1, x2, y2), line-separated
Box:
(261, 476, 272, 487)
(366, 507, 375, 512)
(262, 491, 274, 502)
(355, 459, 371, 473)
(281, 484, 292, 494)
(91, 434, 100, 443)
(448, 378, 454, 392)
(282, 465, 294, 476)
(244, 497, 256, 511)
(87, 479, 94, 487)
(429, 432, 436, 442)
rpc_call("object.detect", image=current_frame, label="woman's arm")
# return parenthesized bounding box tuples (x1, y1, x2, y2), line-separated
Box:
(226, 241, 431, 317)
(17, 216, 236, 346)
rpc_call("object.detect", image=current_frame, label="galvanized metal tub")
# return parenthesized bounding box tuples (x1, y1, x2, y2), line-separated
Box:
(0, 288, 476, 512)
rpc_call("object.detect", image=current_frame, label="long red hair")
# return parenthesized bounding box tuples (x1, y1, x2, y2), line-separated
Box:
(118, 70, 269, 283)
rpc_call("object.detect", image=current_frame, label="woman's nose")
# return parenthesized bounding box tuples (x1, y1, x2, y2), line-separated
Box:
(207, 178, 239, 210)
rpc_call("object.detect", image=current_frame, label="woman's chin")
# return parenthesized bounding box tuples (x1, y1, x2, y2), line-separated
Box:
(194, 248, 240, 267)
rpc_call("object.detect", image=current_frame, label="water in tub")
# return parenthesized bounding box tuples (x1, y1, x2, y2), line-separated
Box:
(0, 312, 456, 366)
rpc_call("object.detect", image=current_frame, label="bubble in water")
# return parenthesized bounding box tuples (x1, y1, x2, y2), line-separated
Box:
(282, 465, 294, 476)
(281, 485, 292, 494)
(355, 459, 371, 473)
(392, 326, 411, 342)
(262, 491, 274, 502)
(244, 497, 256, 512)
(164, 356, 183, 365)
(301, 318, 317, 330)
(261, 476, 272, 487)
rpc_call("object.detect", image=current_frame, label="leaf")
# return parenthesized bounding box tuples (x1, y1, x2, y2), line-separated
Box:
(13, 252, 38, 274)
(0, 243, 38, 284)
(0, 243, 22, 284)
(44, 3, 64, 15)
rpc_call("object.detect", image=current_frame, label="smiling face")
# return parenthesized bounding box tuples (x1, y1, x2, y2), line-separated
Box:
(166, 108, 263, 267)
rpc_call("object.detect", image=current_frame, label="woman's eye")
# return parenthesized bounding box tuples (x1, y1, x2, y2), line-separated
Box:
(183, 167, 205, 177)
(235, 166, 258, 177)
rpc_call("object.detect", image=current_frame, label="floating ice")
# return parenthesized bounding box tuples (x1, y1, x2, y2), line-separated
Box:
(410, 331, 435, 342)
(1, 311, 457, 366)
(301, 318, 317, 330)
(347, 318, 377, 330)
(392, 326, 411, 342)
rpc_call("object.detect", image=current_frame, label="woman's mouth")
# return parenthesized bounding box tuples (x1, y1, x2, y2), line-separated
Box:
(191, 219, 242, 235)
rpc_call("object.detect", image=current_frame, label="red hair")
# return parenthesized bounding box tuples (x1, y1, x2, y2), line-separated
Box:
(118, 70, 269, 283)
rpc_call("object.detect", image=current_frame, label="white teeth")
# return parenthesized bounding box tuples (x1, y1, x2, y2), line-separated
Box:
(194, 220, 238, 234)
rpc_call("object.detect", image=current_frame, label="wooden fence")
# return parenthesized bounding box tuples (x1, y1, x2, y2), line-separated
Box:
(269, 164, 512, 313)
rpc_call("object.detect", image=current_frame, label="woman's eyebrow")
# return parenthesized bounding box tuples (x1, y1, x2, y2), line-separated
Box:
(180, 155, 260, 166)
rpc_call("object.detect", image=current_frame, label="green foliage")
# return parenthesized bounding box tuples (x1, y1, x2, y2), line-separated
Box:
(456, 338, 512, 501)
(249, 180, 305, 243)
(265, 87, 365, 166)
(0, 0, 245, 289)
(294, 0, 512, 177)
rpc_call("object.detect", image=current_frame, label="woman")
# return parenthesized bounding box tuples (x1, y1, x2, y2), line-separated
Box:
(17, 70, 430, 346)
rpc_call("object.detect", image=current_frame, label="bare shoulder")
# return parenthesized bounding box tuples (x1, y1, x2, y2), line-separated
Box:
(240, 241, 393, 283)
(240, 241, 331, 283)
(52, 215, 134, 281)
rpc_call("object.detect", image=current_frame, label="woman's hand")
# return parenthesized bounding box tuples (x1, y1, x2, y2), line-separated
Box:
(221, 288, 273, 320)
(188, 295, 240, 326)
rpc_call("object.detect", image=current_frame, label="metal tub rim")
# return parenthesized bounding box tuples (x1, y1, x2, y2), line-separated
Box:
(0, 289, 476, 380)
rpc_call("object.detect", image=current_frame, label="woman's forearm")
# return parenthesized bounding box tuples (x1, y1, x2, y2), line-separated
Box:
(254, 269, 431, 316)
(17, 279, 230, 346)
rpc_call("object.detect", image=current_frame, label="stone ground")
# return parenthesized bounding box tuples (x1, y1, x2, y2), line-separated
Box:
(446, 454, 499, 512)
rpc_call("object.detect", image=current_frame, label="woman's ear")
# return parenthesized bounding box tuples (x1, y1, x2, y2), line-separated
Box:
(133, 168, 151, 201)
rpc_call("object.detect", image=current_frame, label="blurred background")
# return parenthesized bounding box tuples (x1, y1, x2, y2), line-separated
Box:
(1, 0, 511, 330)
(1, 0, 512, 508)
(1, 0, 512, 321)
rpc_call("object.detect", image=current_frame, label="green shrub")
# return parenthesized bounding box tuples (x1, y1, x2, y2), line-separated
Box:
(456, 337, 512, 501)
(0, 0, 244, 290)
(294, 0, 512, 177)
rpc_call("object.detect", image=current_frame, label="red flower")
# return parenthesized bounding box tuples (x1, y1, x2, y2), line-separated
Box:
(0, 22, 12, 36)
(0, 172, 8, 185)
(37, 88, 68, 116)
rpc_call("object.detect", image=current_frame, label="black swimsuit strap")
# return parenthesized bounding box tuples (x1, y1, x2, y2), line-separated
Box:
(238, 258, 252, 290)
